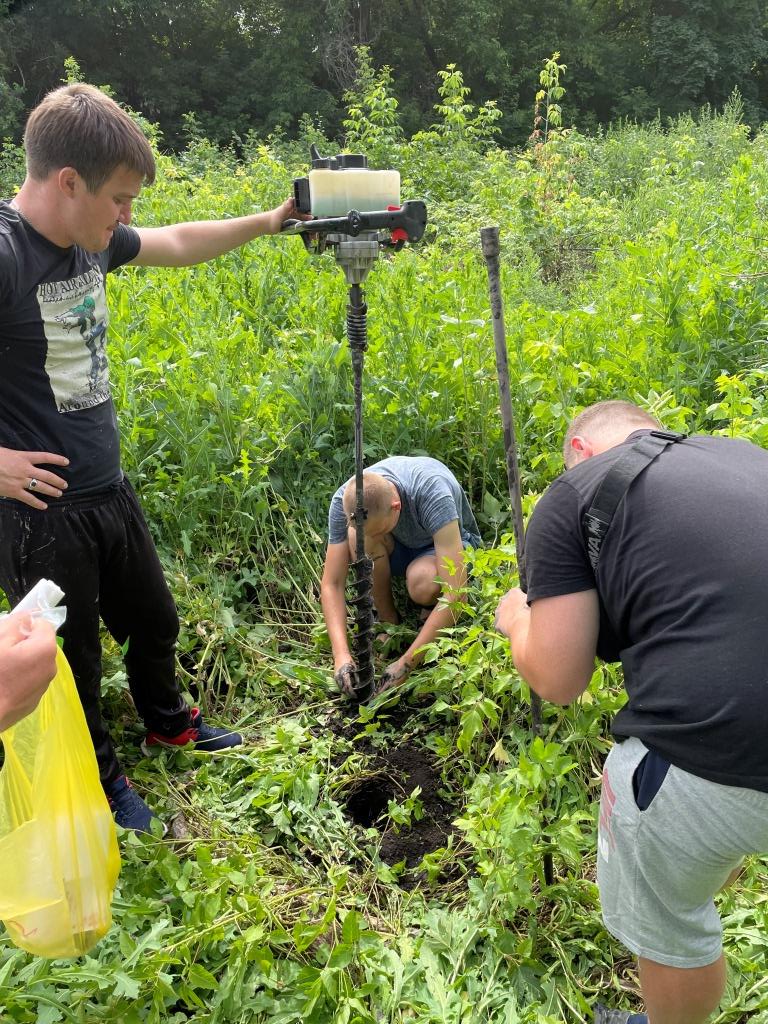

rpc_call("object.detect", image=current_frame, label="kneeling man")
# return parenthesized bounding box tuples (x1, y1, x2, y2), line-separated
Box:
(321, 456, 481, 695)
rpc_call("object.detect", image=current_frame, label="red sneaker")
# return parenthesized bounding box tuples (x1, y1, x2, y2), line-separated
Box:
(141, 708, 243, 755)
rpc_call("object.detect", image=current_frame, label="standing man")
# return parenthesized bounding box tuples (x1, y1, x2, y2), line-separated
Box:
(321, 456, 481, 695)
(0, 83, 303, 831)
(496, 400, 768, 1024)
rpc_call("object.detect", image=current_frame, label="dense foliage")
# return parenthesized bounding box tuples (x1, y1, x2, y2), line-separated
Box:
(1, 63, 768, 1022)
(0, 0, 766, 146)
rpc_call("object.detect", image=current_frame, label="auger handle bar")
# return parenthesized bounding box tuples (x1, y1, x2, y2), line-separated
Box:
(281, 200, 427, 243)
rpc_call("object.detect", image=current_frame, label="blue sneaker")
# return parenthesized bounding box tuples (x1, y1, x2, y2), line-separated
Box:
(105, 775, 160, 833)
(595, 1005, 648, 1024)
(141, 708, 243, 755)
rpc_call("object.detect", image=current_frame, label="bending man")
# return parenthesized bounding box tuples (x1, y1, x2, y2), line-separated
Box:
(496, 400, 768, 1024)
(321, 456, 481, 695)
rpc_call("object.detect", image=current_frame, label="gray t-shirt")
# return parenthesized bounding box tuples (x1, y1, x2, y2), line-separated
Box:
(328, 456, 481, 548)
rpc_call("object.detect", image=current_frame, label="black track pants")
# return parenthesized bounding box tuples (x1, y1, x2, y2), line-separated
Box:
(0, 477, 190, 786)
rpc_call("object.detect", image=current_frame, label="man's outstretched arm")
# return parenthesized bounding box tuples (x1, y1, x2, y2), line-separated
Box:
(130, 197, 300, 267)
(495, 588, 600, 704)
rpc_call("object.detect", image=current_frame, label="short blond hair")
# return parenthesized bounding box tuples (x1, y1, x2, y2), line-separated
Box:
(342, 472, 397, 522)
(563, 400, 659, 464)
(24, 83, 156, 192)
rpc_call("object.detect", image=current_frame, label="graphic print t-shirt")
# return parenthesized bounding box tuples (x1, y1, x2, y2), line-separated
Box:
(0, 201, 140, 496)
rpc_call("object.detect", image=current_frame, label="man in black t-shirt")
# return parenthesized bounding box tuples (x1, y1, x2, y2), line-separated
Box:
(0, 83, 305, 832)
(496, 400, 768, 1024)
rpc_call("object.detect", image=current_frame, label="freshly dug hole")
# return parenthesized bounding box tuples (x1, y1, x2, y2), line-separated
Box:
(342, 743, 456, 874)
(345, 776, 395, 828)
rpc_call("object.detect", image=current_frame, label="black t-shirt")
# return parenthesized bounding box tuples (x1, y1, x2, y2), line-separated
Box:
(525, 431, 768, 792)
(0, 201, 140, 496)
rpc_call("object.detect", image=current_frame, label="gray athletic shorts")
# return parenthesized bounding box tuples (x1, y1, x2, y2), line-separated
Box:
(597, 737, 768, 968)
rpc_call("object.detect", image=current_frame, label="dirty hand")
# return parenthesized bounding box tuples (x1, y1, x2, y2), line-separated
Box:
(376, 656, 412, 695)
(333, 661, 358, 698)
(494, 587, 528, 637)
(0, 614, 58, 731)
(0, 446, 69, 510)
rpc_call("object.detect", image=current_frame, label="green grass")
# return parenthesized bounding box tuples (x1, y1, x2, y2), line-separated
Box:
(1, 86, 768, 1022)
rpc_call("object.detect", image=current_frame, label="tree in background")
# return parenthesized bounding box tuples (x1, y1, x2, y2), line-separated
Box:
(0, 0, 765, 147)
(646, 0, 768, 122)
(0, 0, 342, 146)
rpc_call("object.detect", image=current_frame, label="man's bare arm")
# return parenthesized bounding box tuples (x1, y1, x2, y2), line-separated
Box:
(320, 543, 353, 671)
(495, 588, 599, 704)
(377, 522, 467, 693)
(130, 197, 299, 268)
(401, 520, 467, 668)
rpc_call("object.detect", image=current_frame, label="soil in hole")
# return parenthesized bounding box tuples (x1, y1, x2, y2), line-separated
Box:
(343, 742, 456, 883)
(346, 777, 395, 828)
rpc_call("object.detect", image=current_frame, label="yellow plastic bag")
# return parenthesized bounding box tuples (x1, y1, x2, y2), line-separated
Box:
(0, 648, 120, 957)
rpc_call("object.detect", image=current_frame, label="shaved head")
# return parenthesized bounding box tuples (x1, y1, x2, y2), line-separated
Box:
(563, 401, 660, 468)
(342, 472, 399, 524)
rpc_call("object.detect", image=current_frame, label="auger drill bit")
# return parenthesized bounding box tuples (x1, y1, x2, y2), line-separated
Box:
(346, 283, 376, 700)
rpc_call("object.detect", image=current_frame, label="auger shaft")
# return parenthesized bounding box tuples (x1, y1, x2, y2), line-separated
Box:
(346, 283, 375, 699)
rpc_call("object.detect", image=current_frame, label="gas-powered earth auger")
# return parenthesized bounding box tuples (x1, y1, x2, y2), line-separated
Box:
(281, 147, 427, 701)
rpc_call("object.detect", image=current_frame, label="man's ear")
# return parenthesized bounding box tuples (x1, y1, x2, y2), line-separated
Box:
(391, 499, 402, 512)
(569, 435, 594, 463)
(57, 167, 80, 199)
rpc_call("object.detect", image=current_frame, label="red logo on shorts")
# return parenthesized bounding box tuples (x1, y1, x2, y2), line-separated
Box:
(598, 767, 617, 857)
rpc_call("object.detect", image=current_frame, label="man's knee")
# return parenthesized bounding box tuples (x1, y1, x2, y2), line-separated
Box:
(121, 593, 180, 657)
(144, 601, 180, 651)
(638, 954, 726, 1024)
(406, 561, 440, 606)
(157, 606, 180, 648)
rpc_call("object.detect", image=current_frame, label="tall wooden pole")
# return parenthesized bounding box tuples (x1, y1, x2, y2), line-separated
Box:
(481, 225, 553, 886)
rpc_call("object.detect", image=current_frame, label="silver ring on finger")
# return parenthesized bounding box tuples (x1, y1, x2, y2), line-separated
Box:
(28, 477, 39, 491)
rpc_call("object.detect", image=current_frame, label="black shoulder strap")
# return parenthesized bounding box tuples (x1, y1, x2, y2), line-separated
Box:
(582, 430, 686, 571)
